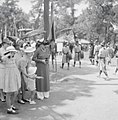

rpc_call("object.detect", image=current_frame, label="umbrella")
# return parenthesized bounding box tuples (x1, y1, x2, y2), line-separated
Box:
(18, 28, 32, 32)
(7, 36, 20, 43)
(56, 28, 72, 37)
(22, 29, 46, 39)
(60, 28, 72, 33)
(80, 39, 90, 44)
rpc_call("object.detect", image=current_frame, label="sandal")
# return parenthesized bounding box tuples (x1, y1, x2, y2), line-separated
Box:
(22, 99, 29, 102)
(17, 100, 25, 104)
(11, 105, 19, 110)
(7, 109, 19, 114)
(1, 99, 6, 102)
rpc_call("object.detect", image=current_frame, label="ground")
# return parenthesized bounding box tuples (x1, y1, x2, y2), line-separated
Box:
(0, 52, 118, 120)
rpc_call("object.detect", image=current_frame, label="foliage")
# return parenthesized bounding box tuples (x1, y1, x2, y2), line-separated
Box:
(74, 0, 118, 43)
(29, 0, 43, 29)
(1, 0, 118, 44)
(0, 0, 31, 38)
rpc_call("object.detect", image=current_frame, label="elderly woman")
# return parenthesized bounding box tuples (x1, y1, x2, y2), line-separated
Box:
(32, 40, 50, 100)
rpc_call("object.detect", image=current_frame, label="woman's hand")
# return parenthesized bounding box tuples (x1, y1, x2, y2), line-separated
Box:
(28, 74, 37, 79)
(40, 59, 46, 64)
(36, 75, 44, 79)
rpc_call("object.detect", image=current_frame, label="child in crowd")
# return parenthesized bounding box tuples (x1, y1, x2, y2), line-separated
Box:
(18, 46, 43, 104)
(27, 61, 43, 104)
(2, 46, 21, 114)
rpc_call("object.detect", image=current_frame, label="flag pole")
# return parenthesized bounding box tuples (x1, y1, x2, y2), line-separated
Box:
(50, 0, 57, 72)
(44, 0, 50, 40)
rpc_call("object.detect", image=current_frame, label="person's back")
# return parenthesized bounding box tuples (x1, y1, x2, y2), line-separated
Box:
(62, 46, 69, 54)
(75, 44, 81, 53)
(98, 47, 107, 58)
(107, 46, 114, 58)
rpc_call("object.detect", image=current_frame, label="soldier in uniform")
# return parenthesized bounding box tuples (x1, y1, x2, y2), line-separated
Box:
(89, 42, 95, 65)
(73, 41, 82, 68)
(60, 42, 71, 70)
(98, 42, 109, 80)
(94, 41, 101, 66)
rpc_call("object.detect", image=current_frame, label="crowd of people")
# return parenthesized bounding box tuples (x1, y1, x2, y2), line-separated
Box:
(89, 40, 118, 80)
(60, 38, 118, 81)
(1, 36, 118, 114)
(0, 38, 50, 114)
(60, 41, 84, 70)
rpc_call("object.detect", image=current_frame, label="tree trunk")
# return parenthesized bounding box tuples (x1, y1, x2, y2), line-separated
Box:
(44, 0, 50, 40)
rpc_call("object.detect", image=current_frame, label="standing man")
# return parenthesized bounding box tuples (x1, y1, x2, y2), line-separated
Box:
(89, 42, 95, 65)
(73, 41, 82, 68)
(60, 42, 71, 70)
(98, 42, 109, 80)
(94, 41, 101, 66)
(106, 43, 114, 65)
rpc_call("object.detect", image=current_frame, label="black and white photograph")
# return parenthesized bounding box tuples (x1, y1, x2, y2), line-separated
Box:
(0, 0, 118, 120)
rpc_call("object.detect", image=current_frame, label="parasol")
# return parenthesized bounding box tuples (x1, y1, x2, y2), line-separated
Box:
(18, 28, 32, 32)
(56, 28, 72, 37)
(7, 36, 20, 43)
(22, 29, 46, 39)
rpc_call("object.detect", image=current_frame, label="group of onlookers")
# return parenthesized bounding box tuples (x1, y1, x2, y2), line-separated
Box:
(0, 38, 50, 114)
(1, 36, 118, 114)
(89, 40, 118, 80)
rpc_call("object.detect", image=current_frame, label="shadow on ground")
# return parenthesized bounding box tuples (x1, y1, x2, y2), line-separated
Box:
(50, 65, 98, 82)
(0, 77, 95, 120)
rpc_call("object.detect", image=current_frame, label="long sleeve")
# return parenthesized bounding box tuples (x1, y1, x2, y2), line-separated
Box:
(32, 48, 40, 62)
(19, 60, 28, 75)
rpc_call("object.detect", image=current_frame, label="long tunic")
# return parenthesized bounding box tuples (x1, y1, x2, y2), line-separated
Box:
(89, 45, 94, 58)
(74, 45, 81, 61)
(62, 46, 70, 63)
(32, 45, 50, 92)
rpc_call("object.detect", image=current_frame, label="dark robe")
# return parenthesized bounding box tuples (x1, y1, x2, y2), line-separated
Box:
(32, 44, 50, 92)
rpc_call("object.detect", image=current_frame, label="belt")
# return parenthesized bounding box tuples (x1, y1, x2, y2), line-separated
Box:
(99, 57, 105, 59)
(38, 58, 48, 60)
